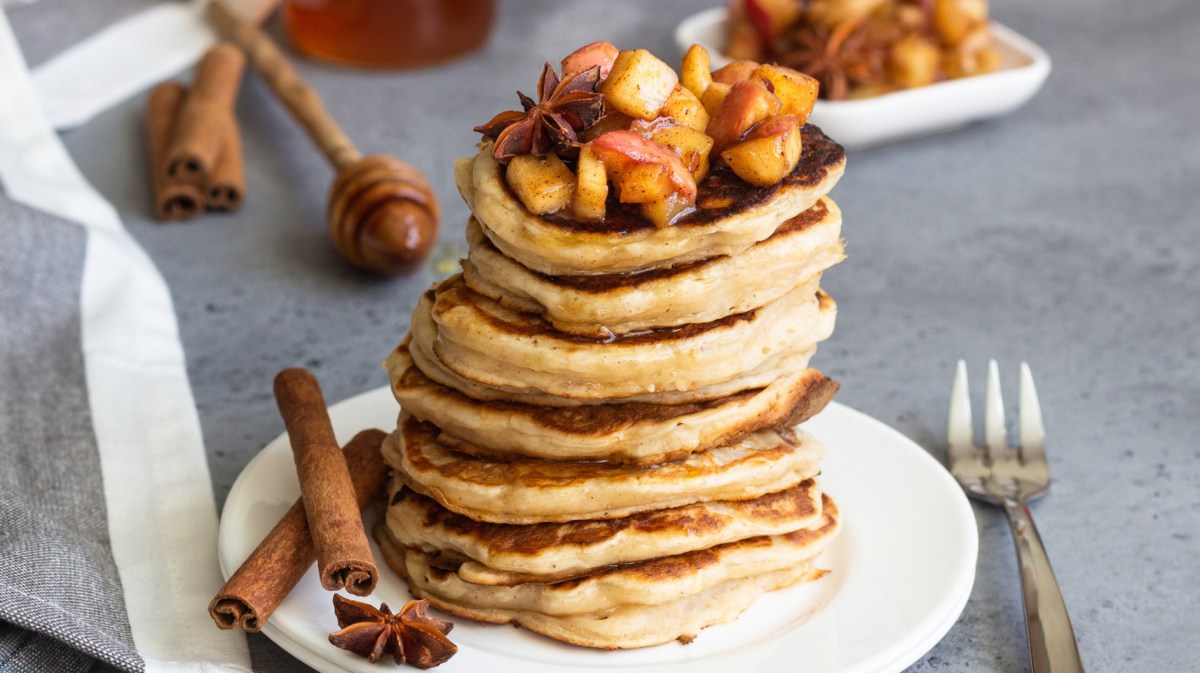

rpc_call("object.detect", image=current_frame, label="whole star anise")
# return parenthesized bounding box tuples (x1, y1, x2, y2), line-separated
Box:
(474, 62, 605, 163)
(776, 19, 886, 100)
(328, 595, 456, 668)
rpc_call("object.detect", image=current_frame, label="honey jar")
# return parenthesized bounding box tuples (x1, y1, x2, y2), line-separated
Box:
(283, 0, 496, 69)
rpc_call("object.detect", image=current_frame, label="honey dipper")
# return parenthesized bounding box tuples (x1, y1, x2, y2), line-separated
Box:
(208, 1, 439, 276)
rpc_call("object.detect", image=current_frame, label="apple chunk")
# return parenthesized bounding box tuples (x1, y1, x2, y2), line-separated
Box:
(649, 124, 714, 183)
(699, 81, 732, 117)
(752, 64, 819, 123)
(506, 153, 576, 215)
(602, 49, 679, 120)
(659, 85, 709, 132)
(720, 114, 802, 187)
(680, 44, 713, 97)
(573, 146, 608, 221)
(706, 78, 781, 154)
(711, 60, 760, 85)
(561, 41, 619, 78)
(590, 131, 697, 203)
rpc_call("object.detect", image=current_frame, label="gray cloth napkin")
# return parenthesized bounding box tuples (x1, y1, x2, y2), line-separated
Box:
(0, 197, 140, 673)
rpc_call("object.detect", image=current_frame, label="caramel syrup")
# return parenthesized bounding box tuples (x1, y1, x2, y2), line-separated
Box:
(283, 0, 495, 69)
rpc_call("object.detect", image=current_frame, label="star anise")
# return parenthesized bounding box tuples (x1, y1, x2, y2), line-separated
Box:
(328, 595, 456, 668)
(776, 19, 887, 100)
(474, 62, 605, 163)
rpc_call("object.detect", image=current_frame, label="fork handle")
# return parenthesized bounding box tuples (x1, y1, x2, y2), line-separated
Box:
(1003, 500, 1086, 673)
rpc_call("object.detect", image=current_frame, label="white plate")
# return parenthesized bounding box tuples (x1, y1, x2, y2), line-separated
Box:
(674, 7, 1051, 149)
(219, 387, 977, 673)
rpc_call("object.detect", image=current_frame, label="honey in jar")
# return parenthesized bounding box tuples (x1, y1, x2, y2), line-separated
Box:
(283, 0, 496, 69)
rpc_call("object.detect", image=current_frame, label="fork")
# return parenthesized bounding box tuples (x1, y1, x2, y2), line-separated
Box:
(948, 360, 1085, 673)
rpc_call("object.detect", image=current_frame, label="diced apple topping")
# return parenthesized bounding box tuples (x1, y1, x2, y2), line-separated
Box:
(561, 41, 620, 78)
(751, 64, 818, 123)
(573, 146, 608, 221)
(699, 81, 732, 117)
(680, 44, 713, 97)
(590, 130, 697, 226)
(485, 42, 824, 225)
(721, 114, 802, 187)
(706, 78, 781, 154)
(640, 194, 696, 228)
(647, 124, 714, 183)
(660, 86, 709, 132)
(711, 60, 760, 86)
(506, 153, 576, 215)
(602, 49, 679, 120)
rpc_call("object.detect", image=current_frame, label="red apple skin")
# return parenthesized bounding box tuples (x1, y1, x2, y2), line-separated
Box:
(589, 130, 698, 202)
(561, 41, 620, 78)
(705, 79, 782, 154)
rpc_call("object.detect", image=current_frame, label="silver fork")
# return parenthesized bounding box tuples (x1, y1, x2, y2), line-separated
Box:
(948, 360, 1085, 673)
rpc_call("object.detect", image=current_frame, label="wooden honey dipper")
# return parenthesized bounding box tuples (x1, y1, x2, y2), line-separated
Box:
(208, 1, 439, 276)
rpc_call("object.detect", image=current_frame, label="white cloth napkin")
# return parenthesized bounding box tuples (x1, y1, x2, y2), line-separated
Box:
(0, 7, 251, 672)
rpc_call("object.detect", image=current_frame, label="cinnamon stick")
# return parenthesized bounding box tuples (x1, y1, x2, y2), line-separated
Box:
(274, 368, 379, 596)
(146, 82, 203, 221)
(165, 43, 245, 186)
(208, 428, 388, 632)
(206, 115, 245, 211)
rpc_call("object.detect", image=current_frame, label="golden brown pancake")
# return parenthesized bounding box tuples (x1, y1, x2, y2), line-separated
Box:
(374, 496, 840, 648)
(386, 343, 839, 465)
(415, 274, 836, 400)
(462, 197, 844, 337)
(385, 414, 826, 524)
(383, 479, 823, 583)
(457, 124, 845, 276)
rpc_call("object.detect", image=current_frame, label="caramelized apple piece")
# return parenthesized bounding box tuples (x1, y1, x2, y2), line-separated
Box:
(590, 130, 697, 226)
(720, 114, 802, 187)
(573, 146, 608, 221)
(602, 49, 679, 120)
(649, 124, 714, 183)
(561, 41, 620, 77)
(752, 64, 819, 124)
(711, 60, 761, 86)
(680, 44, 713, 97)
(699, 81, 732, 117)
(890, 33, 941, 88)
(640, 194, 695, 227)
(706, 79, 781, 154)
(659, 86, 710, 132)
(506, 153, 576, 214)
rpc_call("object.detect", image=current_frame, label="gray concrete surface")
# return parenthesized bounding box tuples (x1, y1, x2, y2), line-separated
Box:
(10, 0, 1200, 671)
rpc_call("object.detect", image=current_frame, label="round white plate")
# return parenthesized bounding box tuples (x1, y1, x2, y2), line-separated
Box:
(219, 387, 977, 673)
(674, 7, 1051, 150)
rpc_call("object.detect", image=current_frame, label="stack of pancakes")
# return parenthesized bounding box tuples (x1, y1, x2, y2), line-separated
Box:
(376, 125, 848, 648)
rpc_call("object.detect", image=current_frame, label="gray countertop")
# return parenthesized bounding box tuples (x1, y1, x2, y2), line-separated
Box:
(10, 0, 1200, 671)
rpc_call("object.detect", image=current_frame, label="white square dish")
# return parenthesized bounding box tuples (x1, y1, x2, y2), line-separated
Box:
(674, 7, 1051, 149)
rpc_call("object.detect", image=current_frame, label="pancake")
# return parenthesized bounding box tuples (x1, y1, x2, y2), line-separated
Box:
(387, 344, 839, 465)
(383, 480, 823, 583)
(406, 313, 826, 407)
(376, 495, 838, 616)
(385, 414, 826, 524)
(457, 124, 845, 276)
(420, 274, 835, 400)
(378, 497, 839, 648)
(461, 197, 845, 337)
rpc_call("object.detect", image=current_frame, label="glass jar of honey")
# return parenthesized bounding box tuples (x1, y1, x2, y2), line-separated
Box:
(283, 0, 496, 69)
